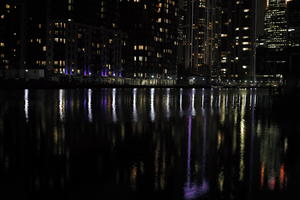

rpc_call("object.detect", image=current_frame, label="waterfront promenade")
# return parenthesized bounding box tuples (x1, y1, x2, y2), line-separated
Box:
(0, 76, 283, 89)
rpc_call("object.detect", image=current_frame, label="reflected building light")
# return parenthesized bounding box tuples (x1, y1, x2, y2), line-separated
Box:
(239, 94, 246, 181)
(191, 89, 196, 116)
(220, 95, 226, 125)
(260, 164, 265, 189)
(112, 88, 117, 123)
(88, 89, 93, 122)
(132, 88, 138, 122)
(130, 164, 138, 191)
(166, 88, 171, 119)
(53, 126, 65, 155)
(201, 88, 205, 108)
(284, 138, 288, 153)
(210, 92, 213, 109)
(232, 95, 235, 108)
(279, 164, 286, 190)
(150, 88, 155, 122)
(160, 149, 166, 190)
(225, 93, 229, 109)
(253, 91, 257, 108)
(24, 89, 29, 122)
(184, 110, 209, 199)
(102, 92, 108, 112)
(234, 99, 239, 127)
(232, 126, 237, 153)
(59, 89, 65, 121)
(268, 176, 276, 191)
(218, 94, 221, 108)
(154, 140, 160, 190)
(218, 170, 224, 192)
(180, 88, 183, 116)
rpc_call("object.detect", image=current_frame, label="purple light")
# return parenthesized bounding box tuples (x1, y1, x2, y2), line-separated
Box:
(101, 68, 109, 77)
(184, 110, 209, 200)
(184, 181, 209, 199)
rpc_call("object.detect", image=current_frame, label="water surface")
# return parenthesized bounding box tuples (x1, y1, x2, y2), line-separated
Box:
(0, 88, 299, 200)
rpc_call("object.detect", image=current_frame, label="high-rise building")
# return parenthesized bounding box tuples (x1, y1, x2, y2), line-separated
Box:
(181, 0, 221, 77)
(264, 0, 288, 50)
(5, 0, 124, 78)
(230, 0, 257, 80)
(262, 0, 289, 76)
(119, 0, 179, 78)
(1, 0, 123, 79)
(287, 0, 300, 48)
(287, 0, 300, 75)
(0, 0, 26, 77)
(215, 0, 257, 81)
(218, 0, 234, 79)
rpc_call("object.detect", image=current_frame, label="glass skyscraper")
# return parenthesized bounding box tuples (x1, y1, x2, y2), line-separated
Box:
(264, 0, 288, 50)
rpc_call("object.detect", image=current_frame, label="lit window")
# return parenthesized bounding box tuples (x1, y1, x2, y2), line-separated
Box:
(242, 48, 250, 51)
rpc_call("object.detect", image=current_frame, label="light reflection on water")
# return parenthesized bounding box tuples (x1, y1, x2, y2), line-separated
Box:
(0, 88, 296, 200)
(24, 89, 29, 123)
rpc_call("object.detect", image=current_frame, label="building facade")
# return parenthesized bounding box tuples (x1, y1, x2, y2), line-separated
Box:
(264, 0, 288, 50)
(1, 0, 123, 79)
(180, 0, 221, 77)
(262, 0, 289, 76)
(119, 0, 179, 78)
(0, 0, 25, 76)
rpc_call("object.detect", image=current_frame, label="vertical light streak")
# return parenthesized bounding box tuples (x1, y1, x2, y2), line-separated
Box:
(239, 93, 246, 181)
(24, 89, 29, 123)
(201, 88, 205, 109)
(191, 88, 196, 116)
(150, 88, 155, 122)
(112, 88, 117, 123)
(133, 88, 138, 122)
(166, 88, 171, 119)
(88, 89, 93, 122)
(180, 88, 183, 116)
(59, 89, 65, 122)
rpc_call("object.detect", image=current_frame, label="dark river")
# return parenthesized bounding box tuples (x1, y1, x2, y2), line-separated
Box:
(0, 88, 299, 200)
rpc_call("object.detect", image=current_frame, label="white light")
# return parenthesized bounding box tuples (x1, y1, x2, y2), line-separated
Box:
(59, 89, 65, 121)
(112, 88, 117, 123)
(133, 88, 138, 122)
(88, 89, 93, 122)
(24, 89, 29, 122)
(150, 88, 155, 122)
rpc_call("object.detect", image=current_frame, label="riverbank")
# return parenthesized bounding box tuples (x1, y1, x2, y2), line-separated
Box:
(0, 78, 282, 89)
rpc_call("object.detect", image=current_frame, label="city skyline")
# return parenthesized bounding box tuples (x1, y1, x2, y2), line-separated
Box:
(0, 0, 299, 87)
